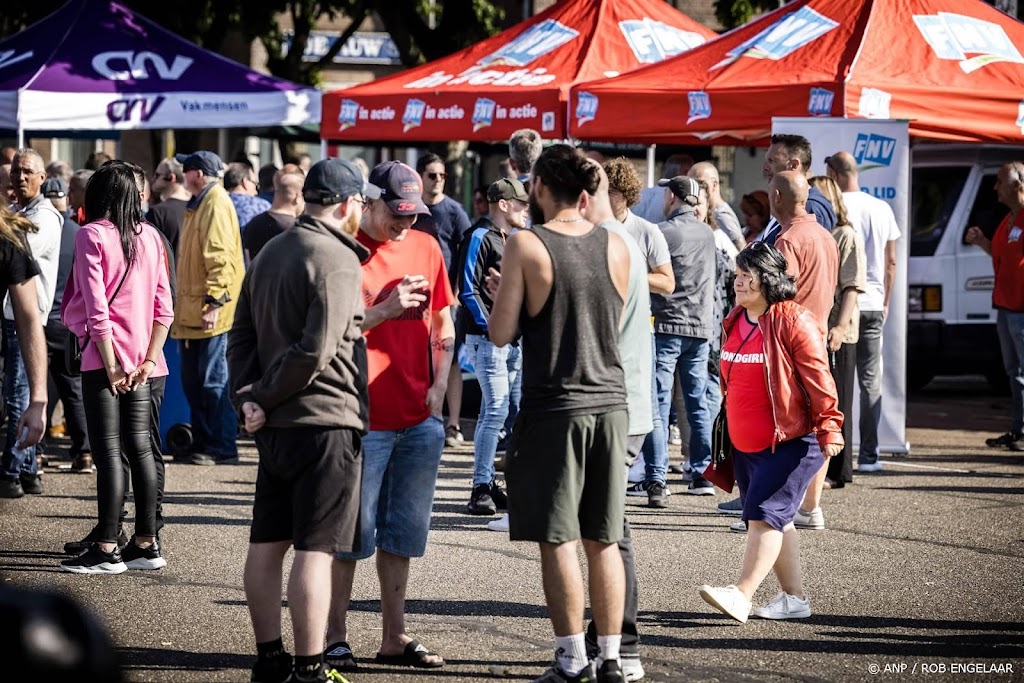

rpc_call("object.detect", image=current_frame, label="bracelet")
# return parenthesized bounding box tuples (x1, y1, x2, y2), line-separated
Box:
(142, 359, 157, 367)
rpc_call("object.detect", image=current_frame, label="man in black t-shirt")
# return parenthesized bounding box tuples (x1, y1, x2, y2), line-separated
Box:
(146, 157, 191, 257)
(241, 169, 305, 264)
(0, 230, 48, 499)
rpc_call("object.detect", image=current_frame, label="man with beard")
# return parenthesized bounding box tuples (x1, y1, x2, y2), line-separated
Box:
(326, 160, 454, 671)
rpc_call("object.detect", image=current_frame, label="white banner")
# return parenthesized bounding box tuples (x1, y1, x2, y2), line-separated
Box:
(11, 89, 321, 131)
(772, 117, 910, 454)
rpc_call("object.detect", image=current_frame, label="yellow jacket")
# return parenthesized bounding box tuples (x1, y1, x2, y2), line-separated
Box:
(171, 183, 244, 340)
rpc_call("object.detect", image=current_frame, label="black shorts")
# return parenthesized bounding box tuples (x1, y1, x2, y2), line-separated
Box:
(251, 426, 362, 553)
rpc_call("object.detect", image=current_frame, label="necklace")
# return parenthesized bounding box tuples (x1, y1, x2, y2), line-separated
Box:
(549, 216, 586, 223)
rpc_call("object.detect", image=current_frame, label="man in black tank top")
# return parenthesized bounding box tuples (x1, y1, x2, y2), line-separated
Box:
(489, 144, 631, 683)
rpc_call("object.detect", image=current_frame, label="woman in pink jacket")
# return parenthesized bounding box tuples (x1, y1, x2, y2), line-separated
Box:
(60, 161, 174, 575)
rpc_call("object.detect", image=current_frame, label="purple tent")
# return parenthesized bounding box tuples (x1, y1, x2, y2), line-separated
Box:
(0, 0, 321, 144)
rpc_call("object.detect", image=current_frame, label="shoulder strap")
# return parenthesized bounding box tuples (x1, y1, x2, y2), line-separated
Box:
(108, 261, 130, 305)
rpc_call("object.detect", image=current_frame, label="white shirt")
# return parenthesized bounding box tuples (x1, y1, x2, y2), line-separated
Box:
(4, 196, 63, 321)
(622, 210, 670, 272)
(842, 190, 901, 311)
(714, 228, 739, 269)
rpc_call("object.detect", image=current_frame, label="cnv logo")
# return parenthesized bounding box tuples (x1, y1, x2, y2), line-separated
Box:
(338, 99, 359, 131)
(713, 7, 838, 69)
(619, 19, 706, 64)
(853, 133, 896, 170)
(807, 88, 834, 116)
(914, 12, 1024, 74)
(472, 98, 496, 132)
(106, 95, 164, 124)
(576, 92, 598, 126)
(478, 19, 579, 67)
(402, 99, 426, 133)
(92, 51, 193, 80)
(687, 91, 711, 125)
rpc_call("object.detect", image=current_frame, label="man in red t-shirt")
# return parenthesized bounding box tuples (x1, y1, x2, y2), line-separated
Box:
(967, 162, 1024, 451)
(327, 161, 454, 670)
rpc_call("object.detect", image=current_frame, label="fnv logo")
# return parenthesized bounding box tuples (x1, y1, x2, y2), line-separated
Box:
(687, 91, 711, 125)
(575, 92, 599, 126)
(914, 12, 1024, 73)
(338, 99, 359, 131)
(857, 87, 892, 119)
(402, 99, 426, 133)
(807, 88, 834, 116)
(853, 133, 896, 169)
(714, 7, 838, 69)
(478, 19, 579, 67)
(472, 98, 496, 132)
(619, 19, 706, 64)
(92, 51, 194, 80)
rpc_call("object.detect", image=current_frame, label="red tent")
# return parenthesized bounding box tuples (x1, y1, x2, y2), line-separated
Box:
(569, 0, 1024, 145)
(320, 0, 716, 142)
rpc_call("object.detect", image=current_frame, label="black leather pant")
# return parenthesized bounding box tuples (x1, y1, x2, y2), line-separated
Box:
(82, 370, 158, 543)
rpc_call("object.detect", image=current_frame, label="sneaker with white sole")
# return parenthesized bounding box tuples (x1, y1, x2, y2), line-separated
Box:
(717, 497, 743, 515)
(793, 507, 826, 530)
(621, 657, 644, 682)
(487, 513, 509, 532)
(60, 543, 127, 574)
(698, 584, 750, 623)
(684, 476, 715, 496)
(668, 424, 682, 446)
(121, 539, 167, 570)
(857, 461, 883, 473)
(751, 591, 812, 619)
(728, 520, 747, 533)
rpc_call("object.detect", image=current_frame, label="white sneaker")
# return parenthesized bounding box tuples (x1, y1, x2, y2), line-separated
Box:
(729, 520, 747, 533)
(668, 424, 682, 445)
(858, 461, 883, 473)
(487, 513, 509, 532)
(751, 591, 812, 619)
(698, 584, 751, 623)
(793, 507, 825, 530)
(622, 657, 645, 682)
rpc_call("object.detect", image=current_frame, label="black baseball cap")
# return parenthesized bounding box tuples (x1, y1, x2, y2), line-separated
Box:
(487, 178, 529, 203)
(303, 158, 381, 205)
(658, 175, 700, 201)
(368, 161, 430, 216)
(41, 177, 68, 199)
(174, 150, 223, 177)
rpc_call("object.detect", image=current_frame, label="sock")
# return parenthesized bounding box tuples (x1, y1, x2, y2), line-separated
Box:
(554, 634, 589, 677)
(293, 653, 322, 679)
(597, 635, 621, 665)
(256, 637, 286, 660)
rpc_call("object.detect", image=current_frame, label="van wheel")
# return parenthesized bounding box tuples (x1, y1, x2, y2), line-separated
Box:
(907, 365, 935, 393)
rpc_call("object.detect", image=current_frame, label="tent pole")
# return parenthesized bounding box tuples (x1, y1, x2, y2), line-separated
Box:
(646, 144, 657, 187)
(320, 138, 328, 160)
(17, 126, 23, 149)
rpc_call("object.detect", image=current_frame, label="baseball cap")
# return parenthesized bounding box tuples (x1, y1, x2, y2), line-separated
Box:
(487, 178, 529, 203)
(303, 158, 381, 206)
(41, 177, 68, 199)
(658, 175, 700, 201)
(368, 161, 430, 216)
(173, 150, 223, 177)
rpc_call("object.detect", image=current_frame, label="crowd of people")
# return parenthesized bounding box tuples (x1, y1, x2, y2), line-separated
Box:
(6, 128, 1019, 683)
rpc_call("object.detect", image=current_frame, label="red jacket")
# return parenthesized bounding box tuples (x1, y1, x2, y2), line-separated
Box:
(721, 300, 844, 452)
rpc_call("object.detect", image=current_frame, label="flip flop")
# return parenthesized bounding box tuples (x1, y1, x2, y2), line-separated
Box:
(374, 640, 444, 668)
(324, 641, 358, 671)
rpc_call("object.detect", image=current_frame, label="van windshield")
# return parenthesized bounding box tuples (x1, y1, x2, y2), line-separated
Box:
(911, 166, 969, 256)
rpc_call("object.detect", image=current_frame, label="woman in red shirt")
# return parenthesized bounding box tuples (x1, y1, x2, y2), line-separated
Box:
(699, 242, 843, 623)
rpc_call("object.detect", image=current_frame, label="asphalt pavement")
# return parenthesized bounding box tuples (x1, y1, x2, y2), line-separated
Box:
(1, 376, 1022, 683)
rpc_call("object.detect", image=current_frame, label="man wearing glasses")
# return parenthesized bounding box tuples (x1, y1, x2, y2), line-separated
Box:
(414, 152, 472, 448)
(225, 162, 271, 233)
(147, 157, 191, 256)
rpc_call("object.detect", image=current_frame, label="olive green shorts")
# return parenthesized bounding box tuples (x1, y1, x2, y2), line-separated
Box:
(505, 409, 628, 545)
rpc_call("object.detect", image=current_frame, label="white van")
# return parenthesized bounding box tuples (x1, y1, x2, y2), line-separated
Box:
(907, 144, 1023, 391)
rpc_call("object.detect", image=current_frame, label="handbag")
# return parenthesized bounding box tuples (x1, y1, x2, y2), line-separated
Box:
(65, 265, 130, 376)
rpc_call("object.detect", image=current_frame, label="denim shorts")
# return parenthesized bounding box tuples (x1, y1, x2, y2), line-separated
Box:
(335, 415, 445, 561)
(734, 434, 824, 531)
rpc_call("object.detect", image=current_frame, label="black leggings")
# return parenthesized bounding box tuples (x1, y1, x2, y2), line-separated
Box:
(82, 370, 158, 543)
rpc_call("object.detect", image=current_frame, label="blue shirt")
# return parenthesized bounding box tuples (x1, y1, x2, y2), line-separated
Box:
(413, 195, 471, 277)
(230, 193, 272, 232)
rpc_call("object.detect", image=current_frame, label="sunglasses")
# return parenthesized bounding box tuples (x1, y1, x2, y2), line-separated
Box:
(427, 172, 447, 181)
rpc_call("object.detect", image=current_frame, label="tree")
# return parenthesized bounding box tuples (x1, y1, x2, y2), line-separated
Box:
(713, 0, 1022, 30)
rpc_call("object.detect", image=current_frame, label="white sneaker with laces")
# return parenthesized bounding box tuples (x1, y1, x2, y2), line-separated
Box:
(668, 424, 682, 445)
(698, 584, 751, 623)
(622, 657, 645, 682)
(793, 507, 826, 530)
(728, 520, 747, 533)
(487, 513, 509, 532)
(752, 591, 812, 619)
(858, 461, 883, 473)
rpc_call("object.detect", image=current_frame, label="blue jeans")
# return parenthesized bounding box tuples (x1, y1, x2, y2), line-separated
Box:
(467, 335, 521, 486)
(2, 319, 36, 480)
(640, 335, 669, 483)
(179, 334, 237, 458)
(654, 333, 711, 473)
(997, 309, 1024, 434)
(856, 310, 884, 464)
(335, 416, 445, 561)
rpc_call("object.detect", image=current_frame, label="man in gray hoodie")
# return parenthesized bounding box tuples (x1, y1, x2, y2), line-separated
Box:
(228, 158, 379, 683)
(652, 175, 718, 495)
